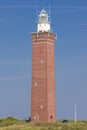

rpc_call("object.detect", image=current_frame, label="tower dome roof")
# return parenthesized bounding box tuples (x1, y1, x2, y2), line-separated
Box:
(40, 9, 48, 17)
(38, 8, 49, 23)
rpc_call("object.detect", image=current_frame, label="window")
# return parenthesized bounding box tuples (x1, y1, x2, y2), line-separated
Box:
(35, 82, 37, 86)
(50, 115, 53, 119)
(40, 60, 44, 64)
(40, 105, 43, 109)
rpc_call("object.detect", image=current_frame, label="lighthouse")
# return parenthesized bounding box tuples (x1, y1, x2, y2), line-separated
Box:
(31, 8, 56, 122)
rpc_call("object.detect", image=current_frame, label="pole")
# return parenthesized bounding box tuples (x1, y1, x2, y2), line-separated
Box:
(75, 104, 76, 124)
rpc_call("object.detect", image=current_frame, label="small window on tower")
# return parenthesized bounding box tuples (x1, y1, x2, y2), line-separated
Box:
(48, 94, 51, 97)
(40, 60, 44, 64)
(40, 105, 43, 109)
(52, 72, 54, 75)
(50, 115, 53, 119)
(48, 49, 50, 53)
(50, 115, 53, 122)
(35, 82, 37, 86)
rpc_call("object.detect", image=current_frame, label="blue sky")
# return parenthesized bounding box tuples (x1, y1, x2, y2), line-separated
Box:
(0, 0, 87, 120)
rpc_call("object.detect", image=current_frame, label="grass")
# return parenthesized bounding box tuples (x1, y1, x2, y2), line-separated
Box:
(0, 117, 87, 130)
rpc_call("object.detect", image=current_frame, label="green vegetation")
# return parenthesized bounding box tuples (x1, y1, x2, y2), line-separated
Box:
(0, 117, 87, 130)
(0, 117, 21, 127)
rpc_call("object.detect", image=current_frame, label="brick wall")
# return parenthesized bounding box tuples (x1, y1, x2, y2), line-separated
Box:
(31, 32, 56, 122)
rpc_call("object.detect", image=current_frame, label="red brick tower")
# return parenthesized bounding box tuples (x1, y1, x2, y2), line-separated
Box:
(31, 9, 56, 122)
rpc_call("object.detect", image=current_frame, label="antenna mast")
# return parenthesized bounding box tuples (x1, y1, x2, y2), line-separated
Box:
(49, 5, 51, 23)
(36, 5, 38, 22)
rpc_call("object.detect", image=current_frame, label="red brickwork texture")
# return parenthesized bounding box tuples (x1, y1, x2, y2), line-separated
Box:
(31, 32, 56, 122)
